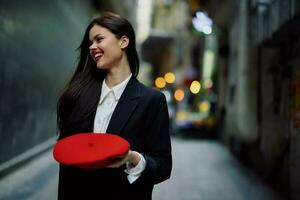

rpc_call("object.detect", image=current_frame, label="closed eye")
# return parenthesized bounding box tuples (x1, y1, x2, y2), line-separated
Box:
(95, 36, 104, 43)
(89, 34, 104, 47)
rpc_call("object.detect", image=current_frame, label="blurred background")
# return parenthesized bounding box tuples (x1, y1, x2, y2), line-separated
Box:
(0, 0, 300, 199)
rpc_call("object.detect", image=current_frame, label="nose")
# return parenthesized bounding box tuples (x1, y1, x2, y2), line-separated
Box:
(89, 42, 97, 50)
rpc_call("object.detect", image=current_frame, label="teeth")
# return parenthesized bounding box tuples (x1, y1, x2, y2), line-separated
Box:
(94, 53, 103, 62)
(94, 53, 103, 59)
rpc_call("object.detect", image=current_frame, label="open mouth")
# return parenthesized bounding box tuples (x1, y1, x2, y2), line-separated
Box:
(94, 52, 103, 62)
(91, 51, 104, 62)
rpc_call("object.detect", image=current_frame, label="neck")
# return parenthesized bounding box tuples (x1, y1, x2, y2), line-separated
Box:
(105, 56, 132, 88)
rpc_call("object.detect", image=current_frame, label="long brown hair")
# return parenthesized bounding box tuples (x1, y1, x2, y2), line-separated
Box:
(57, 12, 139, 135)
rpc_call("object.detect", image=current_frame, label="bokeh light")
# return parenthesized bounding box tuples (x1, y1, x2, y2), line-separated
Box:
(174, 89, 185, 101)
(198, 101, 210, 112)
(164, 72, 176, 84)
(155, 77, 166, 89)
(190, 81, 201, 94)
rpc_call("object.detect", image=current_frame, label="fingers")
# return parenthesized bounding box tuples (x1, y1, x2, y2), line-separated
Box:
(106, 158, 125, 168)
(106, 153, 130, 168)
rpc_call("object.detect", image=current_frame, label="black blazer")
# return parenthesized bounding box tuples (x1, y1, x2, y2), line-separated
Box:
(57, 77, 172, 200)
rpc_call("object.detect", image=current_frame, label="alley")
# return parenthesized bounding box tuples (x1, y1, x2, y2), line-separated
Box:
(0, 136, 281, 200)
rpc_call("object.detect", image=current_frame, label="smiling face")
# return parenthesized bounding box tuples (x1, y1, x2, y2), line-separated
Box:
(89, 25, 125, 70)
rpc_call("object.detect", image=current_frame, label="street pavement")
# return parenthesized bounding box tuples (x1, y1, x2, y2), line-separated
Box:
(0, 137, 282, 200)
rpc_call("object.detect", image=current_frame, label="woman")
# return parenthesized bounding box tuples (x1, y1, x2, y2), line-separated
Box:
(57, 12, 172, 200)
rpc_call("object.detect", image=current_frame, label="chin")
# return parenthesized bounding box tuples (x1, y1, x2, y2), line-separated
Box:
(96, 63, 106, 69)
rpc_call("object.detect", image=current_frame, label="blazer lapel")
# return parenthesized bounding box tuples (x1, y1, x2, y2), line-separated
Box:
(106, 77, 141, 135)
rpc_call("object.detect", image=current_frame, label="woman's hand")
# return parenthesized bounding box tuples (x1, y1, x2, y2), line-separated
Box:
(106, 150, 141, 168)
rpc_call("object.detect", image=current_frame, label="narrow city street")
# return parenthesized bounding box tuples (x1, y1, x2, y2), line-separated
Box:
(153, 137, 282, 200)
(0, 136, 281, 200)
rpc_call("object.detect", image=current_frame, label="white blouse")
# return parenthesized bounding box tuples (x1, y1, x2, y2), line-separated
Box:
(93, 74, 145, 183)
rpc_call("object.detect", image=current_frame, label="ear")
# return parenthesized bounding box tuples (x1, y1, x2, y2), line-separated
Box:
(120, 36, 129, 49)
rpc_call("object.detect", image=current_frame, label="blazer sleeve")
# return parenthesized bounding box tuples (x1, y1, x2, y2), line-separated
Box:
(138, 92, 172, 184)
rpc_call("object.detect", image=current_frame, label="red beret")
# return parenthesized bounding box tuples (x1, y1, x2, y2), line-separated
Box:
(53, 133, 130, 169)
